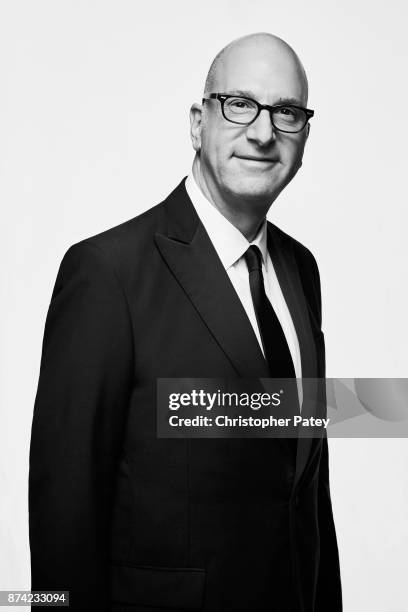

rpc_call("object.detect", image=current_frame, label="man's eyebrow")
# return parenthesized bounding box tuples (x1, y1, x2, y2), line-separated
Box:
(274, 96, 305, 106)
(222, 90, 305, 107)
(222, 89, 258, 98)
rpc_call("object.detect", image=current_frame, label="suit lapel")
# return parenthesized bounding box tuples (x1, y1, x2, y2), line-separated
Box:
(155, 180, 270, 378)
(267, 223, 317, 379)
(267, 223, 321, 488)
(155, 180, 321, 487)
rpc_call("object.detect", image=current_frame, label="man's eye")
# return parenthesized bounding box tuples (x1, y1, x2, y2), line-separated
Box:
(277, 106, 296, 116)
(230, 99, 251, 109)
(226, 97, 258, 111)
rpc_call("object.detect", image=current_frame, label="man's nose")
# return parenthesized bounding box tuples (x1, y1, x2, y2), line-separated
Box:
(246, 109, 276, 147)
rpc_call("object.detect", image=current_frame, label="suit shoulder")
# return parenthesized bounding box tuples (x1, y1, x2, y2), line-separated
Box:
(78, 199, 166, 252)
(61, 197, 168, 277)
(268, 221, 319, 272)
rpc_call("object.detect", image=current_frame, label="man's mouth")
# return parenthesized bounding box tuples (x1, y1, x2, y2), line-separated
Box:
(234, 154, 277, 163)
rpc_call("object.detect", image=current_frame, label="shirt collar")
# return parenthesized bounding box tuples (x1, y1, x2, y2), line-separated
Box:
(185, 173, 268, 270)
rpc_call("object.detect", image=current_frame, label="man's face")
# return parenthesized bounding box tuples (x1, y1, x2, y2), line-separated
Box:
(194, 42, 310, 206)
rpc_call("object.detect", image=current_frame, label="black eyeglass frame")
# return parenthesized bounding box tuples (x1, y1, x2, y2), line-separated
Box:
(202, 93, 314, 133)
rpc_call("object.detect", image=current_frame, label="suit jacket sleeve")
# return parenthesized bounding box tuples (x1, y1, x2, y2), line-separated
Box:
(300, 247, 342, 611)
(315, 435, 342, 611)
(29, 241, 134, 610)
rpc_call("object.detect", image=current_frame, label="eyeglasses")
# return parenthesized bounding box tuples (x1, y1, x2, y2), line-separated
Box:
(202, 93, 314, 134)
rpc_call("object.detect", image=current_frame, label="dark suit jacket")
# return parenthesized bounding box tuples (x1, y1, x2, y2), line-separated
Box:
(29, 179, 342, 612)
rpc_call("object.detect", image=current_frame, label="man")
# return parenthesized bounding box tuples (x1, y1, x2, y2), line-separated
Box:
(29, 32, 342, 611)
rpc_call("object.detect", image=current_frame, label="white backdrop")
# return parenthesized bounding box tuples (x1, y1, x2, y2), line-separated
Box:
(1, 1, 407, 610)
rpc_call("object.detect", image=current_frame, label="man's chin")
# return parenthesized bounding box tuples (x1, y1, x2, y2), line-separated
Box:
(226, 176, 281, 203)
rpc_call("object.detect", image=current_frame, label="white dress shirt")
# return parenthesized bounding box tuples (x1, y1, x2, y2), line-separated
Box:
(185, 174, 302, 385)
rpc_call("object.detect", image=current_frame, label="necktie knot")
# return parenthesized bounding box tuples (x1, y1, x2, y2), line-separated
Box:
(244, 245, 263, 273)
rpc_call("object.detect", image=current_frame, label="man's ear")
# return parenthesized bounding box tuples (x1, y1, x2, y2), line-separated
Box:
(306, 122, 311, 140)
(190, 103, 203, 152)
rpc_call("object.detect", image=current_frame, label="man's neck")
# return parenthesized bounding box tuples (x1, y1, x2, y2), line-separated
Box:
(192, 159, 268, 242)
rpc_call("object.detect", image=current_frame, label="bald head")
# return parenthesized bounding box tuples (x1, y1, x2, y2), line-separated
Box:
(204, 32, 308, 104)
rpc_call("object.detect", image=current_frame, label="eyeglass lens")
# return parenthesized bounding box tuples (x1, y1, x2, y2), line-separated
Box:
(223, 97, 306, 132)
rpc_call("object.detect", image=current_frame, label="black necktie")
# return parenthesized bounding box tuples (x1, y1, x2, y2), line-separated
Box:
(244, 245, 296, 378)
